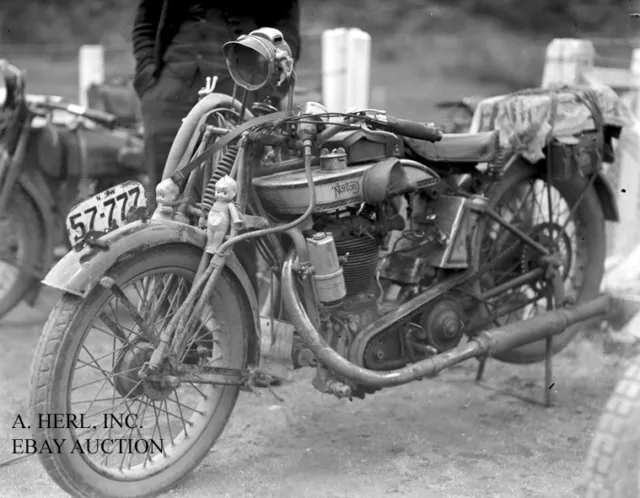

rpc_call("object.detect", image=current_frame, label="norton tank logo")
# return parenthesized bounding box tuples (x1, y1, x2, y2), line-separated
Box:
(332, 180, 360, 198)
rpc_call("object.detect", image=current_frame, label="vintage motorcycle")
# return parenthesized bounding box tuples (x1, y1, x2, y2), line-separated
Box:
(29, 28, 628, 498)
(0, 60, 145, 320)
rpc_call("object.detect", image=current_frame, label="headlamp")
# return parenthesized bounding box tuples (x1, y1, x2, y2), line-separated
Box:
(223, 28, 293, 93)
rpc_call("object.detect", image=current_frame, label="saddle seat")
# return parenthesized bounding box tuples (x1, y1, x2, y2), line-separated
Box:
(406, 130, 499, 163)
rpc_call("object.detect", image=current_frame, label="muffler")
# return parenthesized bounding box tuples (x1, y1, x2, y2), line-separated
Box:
(281, 251, 611, 388)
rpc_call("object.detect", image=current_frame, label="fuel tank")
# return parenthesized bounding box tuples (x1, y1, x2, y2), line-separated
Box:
(252, 154, 440, 216)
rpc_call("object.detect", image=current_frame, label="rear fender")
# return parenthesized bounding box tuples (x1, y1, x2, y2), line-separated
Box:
(592, 172, 619, 222)
(504, 157, 619, 222)
(42, 220, 261, 364)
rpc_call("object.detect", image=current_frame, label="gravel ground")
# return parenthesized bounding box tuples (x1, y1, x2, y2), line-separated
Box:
(0, 288, 624, 498)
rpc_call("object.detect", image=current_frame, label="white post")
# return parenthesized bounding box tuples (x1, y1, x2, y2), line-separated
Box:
(344, 28, 371, 110)
(78, 45, 105, 107)
(322, 28, 371, 112)
(541, 38, 595, 88)
(322, 29, 347, 112)
(611, 49, 640, 258)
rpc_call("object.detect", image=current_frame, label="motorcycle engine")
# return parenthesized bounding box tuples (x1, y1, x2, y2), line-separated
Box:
(303, 192, 472, 382)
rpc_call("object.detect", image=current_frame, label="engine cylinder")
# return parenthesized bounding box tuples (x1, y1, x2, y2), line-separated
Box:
(335, 234, 379, 295)
(306, 232, 347, 305)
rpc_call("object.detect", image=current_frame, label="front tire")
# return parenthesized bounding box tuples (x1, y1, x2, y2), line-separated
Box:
(30, 244, 251, 498)
(582, 356, 640, 497)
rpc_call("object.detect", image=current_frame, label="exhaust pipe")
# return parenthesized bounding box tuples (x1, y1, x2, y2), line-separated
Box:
(281, 251, 611, 388)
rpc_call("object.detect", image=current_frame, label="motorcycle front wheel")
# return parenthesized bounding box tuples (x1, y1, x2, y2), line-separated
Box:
(470, 158, 606, 364)
(0, 187, 43, 319)
(29, 244, 250, 498)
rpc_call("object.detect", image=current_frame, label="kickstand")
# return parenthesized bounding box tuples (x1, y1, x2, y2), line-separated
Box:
(475, 356, 487, 382)
(544, 283, 556, 408)
(544, 335, 553, 407)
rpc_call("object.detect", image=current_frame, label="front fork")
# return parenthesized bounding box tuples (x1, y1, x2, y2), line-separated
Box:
(106, 224, 319, 387)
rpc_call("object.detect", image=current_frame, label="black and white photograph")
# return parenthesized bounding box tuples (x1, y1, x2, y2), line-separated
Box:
(0, 1, 639, 497)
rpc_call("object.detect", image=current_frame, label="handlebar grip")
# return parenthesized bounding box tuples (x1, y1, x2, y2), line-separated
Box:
(66, 104, 118, 129)
(384, 116, 443, 142)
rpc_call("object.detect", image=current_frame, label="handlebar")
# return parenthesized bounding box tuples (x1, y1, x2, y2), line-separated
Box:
(369, 114, 443, 142)
(27, 98, 119, 130)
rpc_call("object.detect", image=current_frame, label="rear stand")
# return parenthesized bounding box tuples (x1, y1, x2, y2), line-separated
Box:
(544, 336, 553, 407)
(474, 342, 554, 408)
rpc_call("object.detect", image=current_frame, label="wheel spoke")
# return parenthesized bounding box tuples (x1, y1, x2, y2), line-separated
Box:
(31, 250, 242, 489)
(475, 174, 584, 328)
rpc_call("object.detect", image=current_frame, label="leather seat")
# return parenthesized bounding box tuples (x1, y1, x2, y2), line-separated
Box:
(406, 130, 499, 163)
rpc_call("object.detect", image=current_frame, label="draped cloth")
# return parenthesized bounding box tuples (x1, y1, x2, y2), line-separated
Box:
(469, 84, 637, 162)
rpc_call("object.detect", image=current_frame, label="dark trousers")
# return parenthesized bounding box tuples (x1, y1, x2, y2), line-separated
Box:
(140, 68, 258, 292)
(140, 69, 236, 198)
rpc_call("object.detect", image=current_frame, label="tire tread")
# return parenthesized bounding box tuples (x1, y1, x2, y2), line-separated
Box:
(582, 356, 640, 497)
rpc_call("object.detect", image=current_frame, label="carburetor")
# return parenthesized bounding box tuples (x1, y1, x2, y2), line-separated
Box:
(306, 232, 347, 306)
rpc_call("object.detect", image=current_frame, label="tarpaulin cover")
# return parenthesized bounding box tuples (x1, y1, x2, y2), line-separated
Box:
(469, 84, 637, 162)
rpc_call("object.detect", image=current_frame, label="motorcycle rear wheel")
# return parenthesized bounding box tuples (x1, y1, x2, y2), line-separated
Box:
(581, 356, 640, 498)
(30, 244, 250, 498)
(470, 158, 606, 364)
(0, 188, 43, 319)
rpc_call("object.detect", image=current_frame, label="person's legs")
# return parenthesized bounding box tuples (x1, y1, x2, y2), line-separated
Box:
(141, 100, 194, 211)
(140, 70, 259, 294)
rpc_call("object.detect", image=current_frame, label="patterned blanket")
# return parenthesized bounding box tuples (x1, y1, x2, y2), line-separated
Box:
(468, 84, 637, 162)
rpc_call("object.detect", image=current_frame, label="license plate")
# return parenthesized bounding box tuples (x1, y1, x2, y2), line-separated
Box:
(66, 181, 147, 246)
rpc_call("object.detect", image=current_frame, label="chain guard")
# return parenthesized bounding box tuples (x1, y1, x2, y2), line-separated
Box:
(354, 291, 468, 372)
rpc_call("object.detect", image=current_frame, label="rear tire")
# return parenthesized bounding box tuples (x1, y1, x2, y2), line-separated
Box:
(582, 356, 640, 497)
(470, 159, 606, 364)
(0, 188, 43, 319)
(30, 244, 251, 498)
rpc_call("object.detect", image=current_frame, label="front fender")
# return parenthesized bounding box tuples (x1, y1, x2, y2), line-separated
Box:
(44, 219, 261, 366)
(43, 219, 260, 331)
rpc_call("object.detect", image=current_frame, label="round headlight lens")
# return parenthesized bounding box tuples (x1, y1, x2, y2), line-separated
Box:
(227, 44, 271, 90)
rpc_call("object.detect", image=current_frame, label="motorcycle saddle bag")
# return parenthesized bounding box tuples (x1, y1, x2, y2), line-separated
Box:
(58, 126, 136, 179)
(27, 124, 65, 179)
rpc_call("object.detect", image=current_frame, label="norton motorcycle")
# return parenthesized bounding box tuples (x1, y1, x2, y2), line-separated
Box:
(0, 60, 144, 320)
(29, 28, 627, 498)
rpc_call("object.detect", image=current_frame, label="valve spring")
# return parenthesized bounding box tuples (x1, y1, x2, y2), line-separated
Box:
(200, 144, 239, 219)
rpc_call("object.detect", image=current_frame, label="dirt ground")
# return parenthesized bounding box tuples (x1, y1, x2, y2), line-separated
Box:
(0, 287, 626, 498)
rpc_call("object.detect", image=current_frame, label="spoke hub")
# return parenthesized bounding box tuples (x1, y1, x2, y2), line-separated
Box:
(114, 342, 175, 401)
(521, 222, 572, 282)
